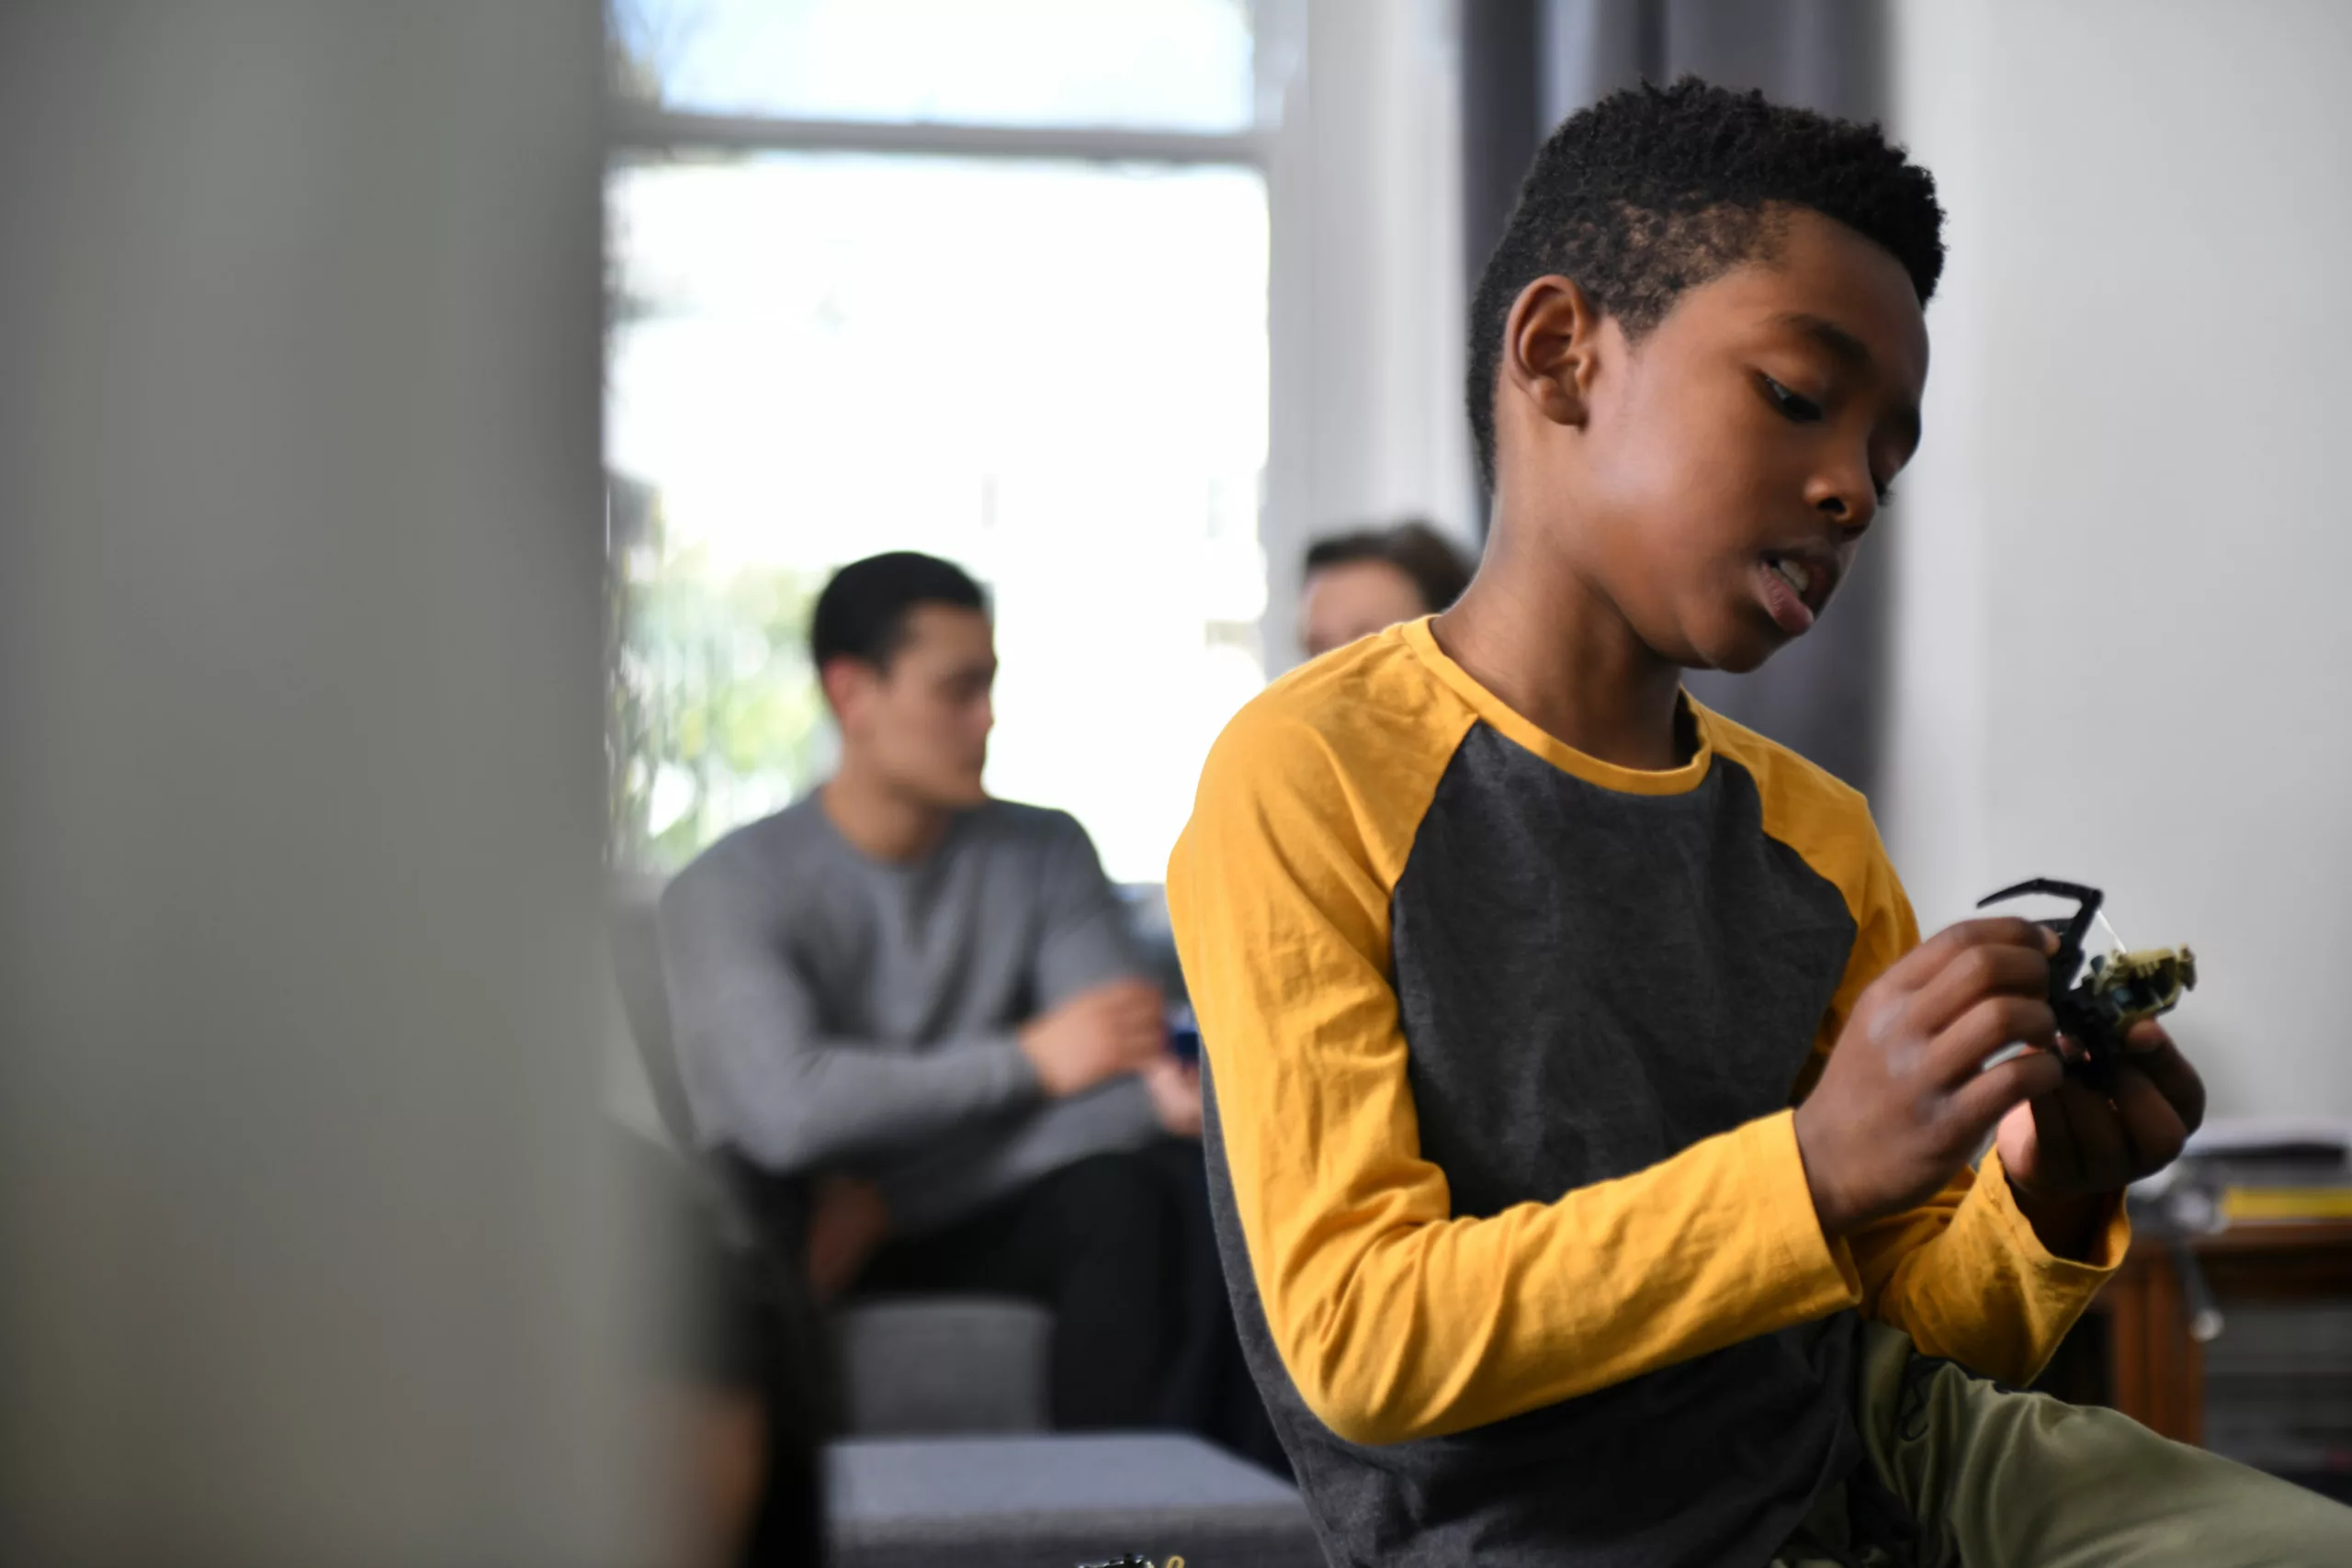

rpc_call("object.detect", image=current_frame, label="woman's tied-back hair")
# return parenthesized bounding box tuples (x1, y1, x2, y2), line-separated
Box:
(1467, 77, 1947, 491)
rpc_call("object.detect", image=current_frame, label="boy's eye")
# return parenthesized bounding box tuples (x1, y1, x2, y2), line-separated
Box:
(1758, 375, 1826, 423)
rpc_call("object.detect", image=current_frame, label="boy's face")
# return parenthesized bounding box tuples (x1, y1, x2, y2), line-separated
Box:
(1499, 208, 1928, 674)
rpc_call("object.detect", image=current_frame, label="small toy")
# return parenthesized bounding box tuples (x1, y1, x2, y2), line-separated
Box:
(1974, 878, 2197, 1090)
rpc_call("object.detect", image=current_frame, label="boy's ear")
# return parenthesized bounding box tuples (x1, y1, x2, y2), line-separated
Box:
(1503, 276, 1605, 431)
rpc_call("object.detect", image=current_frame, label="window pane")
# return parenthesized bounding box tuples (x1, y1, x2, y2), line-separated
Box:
(606, 153, 1269, 879)
(611, 0, 1258, 133)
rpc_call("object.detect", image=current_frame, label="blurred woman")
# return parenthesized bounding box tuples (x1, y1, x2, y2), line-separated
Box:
(1299, 520, 1475, 659)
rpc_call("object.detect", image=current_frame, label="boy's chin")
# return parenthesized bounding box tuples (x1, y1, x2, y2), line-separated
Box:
(1679, 621, 1787, 676)
(1701, 643, 1776, 676)
(1685, 596, 1820, 674)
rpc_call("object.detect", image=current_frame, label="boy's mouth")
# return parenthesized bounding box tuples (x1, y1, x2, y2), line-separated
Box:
(1757, 548, 1838, 635)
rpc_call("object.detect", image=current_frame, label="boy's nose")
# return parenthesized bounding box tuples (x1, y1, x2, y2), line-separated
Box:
(1809, 472, 1877, 536)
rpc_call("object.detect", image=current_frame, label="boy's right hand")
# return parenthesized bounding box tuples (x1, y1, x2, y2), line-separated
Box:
(1018, 976, 1167, 1097)
(1792, 918, 2069, 1238)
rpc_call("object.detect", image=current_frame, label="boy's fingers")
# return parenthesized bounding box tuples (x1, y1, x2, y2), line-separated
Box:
(2028, 1089, 2079, 1176)
(2053, 1080, 2131, 1185)
(2109, 1065, 2191, 1175)
(1882, 917, 2053, 994)
(2121, 1021, 2207, 1134)
(1951, 1048, 2064, 1134)
(1928, 994, 2059, 1086)
(1905, 942, 2054, 1040)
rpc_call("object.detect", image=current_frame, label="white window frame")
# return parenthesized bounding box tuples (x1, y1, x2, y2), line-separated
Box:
(605, 0, 1472, 681)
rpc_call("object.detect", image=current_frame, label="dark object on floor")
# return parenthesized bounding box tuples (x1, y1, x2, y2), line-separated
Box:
(1976, 877, 2196, 1090)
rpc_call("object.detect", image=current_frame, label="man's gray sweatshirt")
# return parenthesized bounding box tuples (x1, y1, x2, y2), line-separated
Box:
(657, 795, 1160, 1235)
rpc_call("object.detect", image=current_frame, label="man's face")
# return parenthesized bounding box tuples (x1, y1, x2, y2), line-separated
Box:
(1520, 209, 1928, 674)
(1301, 558, 1430, 660)
(831, 604, 996, 808)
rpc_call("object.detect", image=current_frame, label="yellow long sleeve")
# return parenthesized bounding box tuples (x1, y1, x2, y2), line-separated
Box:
(1170, 619, 2126, 1452)
(1172, 700, 1867, 1442)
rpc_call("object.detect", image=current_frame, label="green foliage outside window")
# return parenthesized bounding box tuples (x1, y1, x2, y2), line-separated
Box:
(606, 475, 827, 870)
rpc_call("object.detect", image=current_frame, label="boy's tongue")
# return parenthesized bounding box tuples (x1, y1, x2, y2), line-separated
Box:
(1758, 557, 1817, 635)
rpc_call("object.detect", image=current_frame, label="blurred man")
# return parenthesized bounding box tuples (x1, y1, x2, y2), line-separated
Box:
(1299, 519, 1476, 659)
(658, 551, 1250, 1444)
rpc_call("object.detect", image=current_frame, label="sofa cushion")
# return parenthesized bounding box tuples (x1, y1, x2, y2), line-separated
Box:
(828, 1431, 1317, 1568)
(835, 1295, 1053, 1435)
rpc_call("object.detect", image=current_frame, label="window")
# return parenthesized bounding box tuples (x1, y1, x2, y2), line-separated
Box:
(605, 0, 1286, 881)
(612, 0, 1258, 131)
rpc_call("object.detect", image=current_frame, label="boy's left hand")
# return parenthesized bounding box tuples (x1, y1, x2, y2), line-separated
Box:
(1996, 1020, 2206, 1258)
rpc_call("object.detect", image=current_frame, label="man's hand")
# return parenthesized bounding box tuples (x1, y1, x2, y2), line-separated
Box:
(1142, 1055, 1204, 1138)
(1793, 918, 2068, 1238)
(805, 1173, 890, 1303)
(1018, 977, 1166, 1098)
(1996, 1018, 2205, 1257)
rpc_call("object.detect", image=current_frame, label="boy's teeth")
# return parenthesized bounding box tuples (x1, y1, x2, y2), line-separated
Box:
(1771, 558, 1812, 596)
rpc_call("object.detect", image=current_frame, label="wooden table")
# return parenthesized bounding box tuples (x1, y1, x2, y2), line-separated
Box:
(2091, 1218, 2352, 1445)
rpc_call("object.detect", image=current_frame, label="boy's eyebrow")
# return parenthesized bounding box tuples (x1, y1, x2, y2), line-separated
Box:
(1773, 310, 1922, 453)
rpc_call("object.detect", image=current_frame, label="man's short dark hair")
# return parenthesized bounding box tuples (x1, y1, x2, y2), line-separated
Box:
(810, 551, 988, 671)
(1467, 77, 1946, 490)
(1305, 520, 1475, 614)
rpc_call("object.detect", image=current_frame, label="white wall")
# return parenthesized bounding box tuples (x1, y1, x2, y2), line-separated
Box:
(1261, 0, 1476, 672)
(1886, 0, 2352, 1119)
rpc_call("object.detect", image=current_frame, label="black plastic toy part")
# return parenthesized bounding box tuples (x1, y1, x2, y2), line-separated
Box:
(1974, 877, 2120, 1089)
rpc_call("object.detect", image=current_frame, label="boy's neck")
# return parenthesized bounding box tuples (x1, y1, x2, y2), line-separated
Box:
(1430, 528, 1690, 773)
(820, 766, 954, 864)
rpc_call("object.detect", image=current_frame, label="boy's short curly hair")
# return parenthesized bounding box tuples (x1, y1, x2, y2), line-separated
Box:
(1467, 77, 1946, 490)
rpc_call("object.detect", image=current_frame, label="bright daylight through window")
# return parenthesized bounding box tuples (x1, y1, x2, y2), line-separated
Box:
(605, 0, 1274, 881)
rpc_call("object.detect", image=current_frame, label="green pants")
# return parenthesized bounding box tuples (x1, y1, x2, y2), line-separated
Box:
(1773, 1325, 2352, 1566)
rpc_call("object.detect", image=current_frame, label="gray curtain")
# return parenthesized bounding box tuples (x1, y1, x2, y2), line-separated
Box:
(1462, 0, 1892, 797)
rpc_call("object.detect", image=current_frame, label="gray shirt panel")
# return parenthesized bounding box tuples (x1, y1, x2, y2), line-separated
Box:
(659, 795, 1159, 1234)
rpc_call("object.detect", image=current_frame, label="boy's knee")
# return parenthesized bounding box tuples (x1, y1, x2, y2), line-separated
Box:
(1865, 1328, 2352, 1560)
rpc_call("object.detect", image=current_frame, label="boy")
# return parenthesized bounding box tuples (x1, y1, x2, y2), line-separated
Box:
(1169, 82, 2352, 1563)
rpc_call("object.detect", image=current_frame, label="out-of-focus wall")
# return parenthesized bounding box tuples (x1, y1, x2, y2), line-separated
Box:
(1262, 0, 1476, 671)
(1886, 0, 2352, 1119)
(0, 5, 653, 1564)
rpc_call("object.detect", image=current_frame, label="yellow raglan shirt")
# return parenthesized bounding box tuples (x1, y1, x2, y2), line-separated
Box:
(1169, 617, 2126, 1563)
